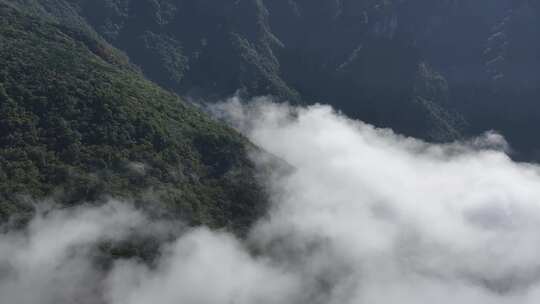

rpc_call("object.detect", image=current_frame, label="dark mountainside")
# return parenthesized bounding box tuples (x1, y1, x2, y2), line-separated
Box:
(1, 0, 539, 228)
(62, 0, 540, 159)
(0, 2, 267, 233)
(1, 1, 540, 302)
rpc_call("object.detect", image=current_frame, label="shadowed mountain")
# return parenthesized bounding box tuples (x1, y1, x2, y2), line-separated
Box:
(62, 0, 540, 158)
(1, 0, 540, 231)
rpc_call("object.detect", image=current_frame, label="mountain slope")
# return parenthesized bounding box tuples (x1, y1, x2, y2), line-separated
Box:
(65, 0, 300, 102)
(62, 0, 465, 142)
(63, 0, 540, 159)
(0, 2, 267, 232)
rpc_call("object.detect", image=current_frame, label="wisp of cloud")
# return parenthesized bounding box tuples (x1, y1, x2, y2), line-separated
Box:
(3, 98, 540, 303)
(213, 98, 540, 303)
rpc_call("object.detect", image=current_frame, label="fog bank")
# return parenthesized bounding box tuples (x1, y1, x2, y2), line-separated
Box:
(3, 99, 540, 303)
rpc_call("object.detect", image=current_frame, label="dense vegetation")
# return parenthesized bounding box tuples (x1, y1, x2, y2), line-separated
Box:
(1, 0, 539, 231)
(0, 2, 267, 233)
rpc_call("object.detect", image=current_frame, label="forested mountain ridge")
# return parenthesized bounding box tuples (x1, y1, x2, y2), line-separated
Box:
(63, 0, 540, 159)
(0, 2, 267, 232)
(1, 0, 539, 228)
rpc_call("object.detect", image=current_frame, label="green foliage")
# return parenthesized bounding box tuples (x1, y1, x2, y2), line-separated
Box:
(0, 3, 267, 233)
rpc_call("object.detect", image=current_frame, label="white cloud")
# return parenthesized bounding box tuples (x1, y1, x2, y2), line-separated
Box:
(105, 228, 299, 304)
(0, 201, 147, 304)
(218, 98, 540, 303)
(3, 98, 540, 303)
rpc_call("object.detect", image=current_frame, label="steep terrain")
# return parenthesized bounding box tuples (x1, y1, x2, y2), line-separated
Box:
(0, 2, 267, 232)
(1, 0, 540, 229)
(395, 0, 540, 159)
(63, 0, 540, 158)
(66, 0, 300, 102)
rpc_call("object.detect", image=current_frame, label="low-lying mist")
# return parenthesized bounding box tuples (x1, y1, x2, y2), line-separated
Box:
(3, 98, 540, 303)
